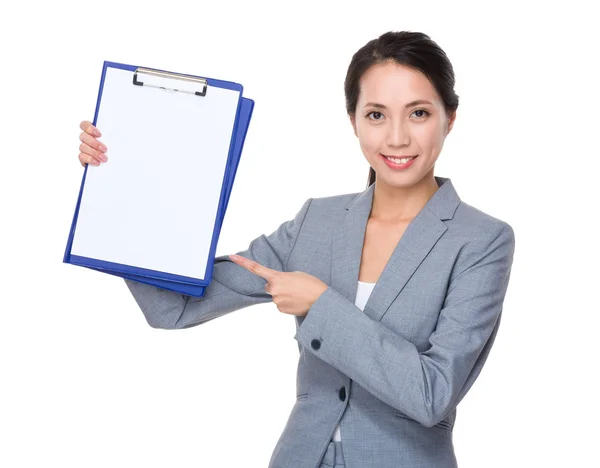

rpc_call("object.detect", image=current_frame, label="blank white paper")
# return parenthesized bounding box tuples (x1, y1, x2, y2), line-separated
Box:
(70, 66, 241, 280)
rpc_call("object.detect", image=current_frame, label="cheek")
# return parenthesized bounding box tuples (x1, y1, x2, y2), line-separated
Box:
(415, 123, 444, 150)
(357, 125, 381, 155)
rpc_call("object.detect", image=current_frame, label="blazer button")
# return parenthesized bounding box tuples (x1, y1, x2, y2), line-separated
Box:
(339, 387, 346, 401)
(310, 339, 321, 350)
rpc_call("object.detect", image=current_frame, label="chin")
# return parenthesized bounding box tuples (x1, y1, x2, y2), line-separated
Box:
(376, 168, 432, 187)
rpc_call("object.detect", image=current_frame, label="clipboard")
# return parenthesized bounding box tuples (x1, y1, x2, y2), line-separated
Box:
(63, 61, 255, 297)
(80, 96, 254, 298)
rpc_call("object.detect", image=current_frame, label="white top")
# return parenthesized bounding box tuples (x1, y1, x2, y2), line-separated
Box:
(332, 280, 376, 442)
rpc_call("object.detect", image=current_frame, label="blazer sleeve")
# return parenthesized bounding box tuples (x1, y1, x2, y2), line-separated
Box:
(294, 221, 516, 428)
(125, 198, 313, 329)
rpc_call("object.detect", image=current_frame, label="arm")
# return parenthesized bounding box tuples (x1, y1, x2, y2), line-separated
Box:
(294, 222, 516, 427)
(125, 198, 313, 329)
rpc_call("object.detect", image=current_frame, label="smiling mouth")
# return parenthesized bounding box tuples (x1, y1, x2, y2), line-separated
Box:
(381, 154, 418, 162)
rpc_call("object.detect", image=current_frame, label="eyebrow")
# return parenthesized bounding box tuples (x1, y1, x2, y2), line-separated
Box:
(363, 99, 433, 109)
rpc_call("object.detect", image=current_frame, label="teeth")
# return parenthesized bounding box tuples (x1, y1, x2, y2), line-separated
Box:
(385, 156, 415, 164)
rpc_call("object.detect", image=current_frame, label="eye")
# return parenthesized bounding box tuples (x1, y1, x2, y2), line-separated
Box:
(366, 111, 384, 121)
(412, 109, 430, 119)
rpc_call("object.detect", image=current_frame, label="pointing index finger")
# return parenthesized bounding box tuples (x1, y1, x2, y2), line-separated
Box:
(229, 254, 278, 280)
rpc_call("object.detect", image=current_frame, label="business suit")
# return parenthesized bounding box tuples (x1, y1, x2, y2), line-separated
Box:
(125, 175, 516, 468)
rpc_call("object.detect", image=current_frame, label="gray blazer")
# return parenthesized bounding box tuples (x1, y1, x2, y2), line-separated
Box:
(125, 175, 515, 468)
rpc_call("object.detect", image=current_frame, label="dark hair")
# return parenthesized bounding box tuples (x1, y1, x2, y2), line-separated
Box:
(344, 31, 460, 188)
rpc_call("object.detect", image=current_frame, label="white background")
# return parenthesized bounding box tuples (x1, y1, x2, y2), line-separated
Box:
(1, 1, 598, 467)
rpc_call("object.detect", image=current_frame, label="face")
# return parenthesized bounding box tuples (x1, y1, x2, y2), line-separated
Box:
(350, 60, 456, 190)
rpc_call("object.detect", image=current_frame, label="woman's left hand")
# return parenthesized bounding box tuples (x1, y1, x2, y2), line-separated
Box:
(229, 254, 329, 317)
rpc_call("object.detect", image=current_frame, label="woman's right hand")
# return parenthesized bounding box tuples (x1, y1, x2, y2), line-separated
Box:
(78, 120, 108, 167)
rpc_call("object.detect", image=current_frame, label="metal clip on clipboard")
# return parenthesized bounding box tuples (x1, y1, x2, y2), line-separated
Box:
(132, 67, 208, 97)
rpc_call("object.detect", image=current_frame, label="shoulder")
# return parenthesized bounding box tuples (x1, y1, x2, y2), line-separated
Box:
(282, 192, 358, 235)
(305, 191, 361, 215)
(451, 201, 515, 254)
(297, 185, 515, 249)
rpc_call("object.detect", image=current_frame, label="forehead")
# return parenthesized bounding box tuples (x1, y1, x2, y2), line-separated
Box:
(358, 61, 439, 106)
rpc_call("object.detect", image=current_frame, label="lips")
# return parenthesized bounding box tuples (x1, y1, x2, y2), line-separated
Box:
(380, 153, 418, 170)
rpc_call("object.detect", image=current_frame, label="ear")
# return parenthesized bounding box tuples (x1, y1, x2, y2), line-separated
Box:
(446, 111, 457, 135)
(349, 114, 358, 137)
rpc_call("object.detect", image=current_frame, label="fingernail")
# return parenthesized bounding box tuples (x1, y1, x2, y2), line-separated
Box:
(99, 144, 107, 152)
(100, 155, 108, 162)
(95, 129, 101, 137)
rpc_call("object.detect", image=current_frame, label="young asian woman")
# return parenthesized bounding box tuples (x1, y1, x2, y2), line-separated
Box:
(78, 31, 515, 468)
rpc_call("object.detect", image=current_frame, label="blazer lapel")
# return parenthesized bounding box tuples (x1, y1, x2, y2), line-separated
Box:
(330, 176, 462, 322)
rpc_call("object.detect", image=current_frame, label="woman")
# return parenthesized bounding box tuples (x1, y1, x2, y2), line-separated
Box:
(77, 31, 515, 468)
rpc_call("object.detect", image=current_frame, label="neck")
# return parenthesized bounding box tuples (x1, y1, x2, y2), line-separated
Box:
(370, 174, 439, 222)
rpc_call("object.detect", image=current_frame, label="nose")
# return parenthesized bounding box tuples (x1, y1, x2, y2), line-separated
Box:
(386, 121, 410, 148)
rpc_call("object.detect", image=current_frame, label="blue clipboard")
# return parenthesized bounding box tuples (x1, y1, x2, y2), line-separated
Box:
(85, 97, 254, 298)
(63, 61, 255, 297)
